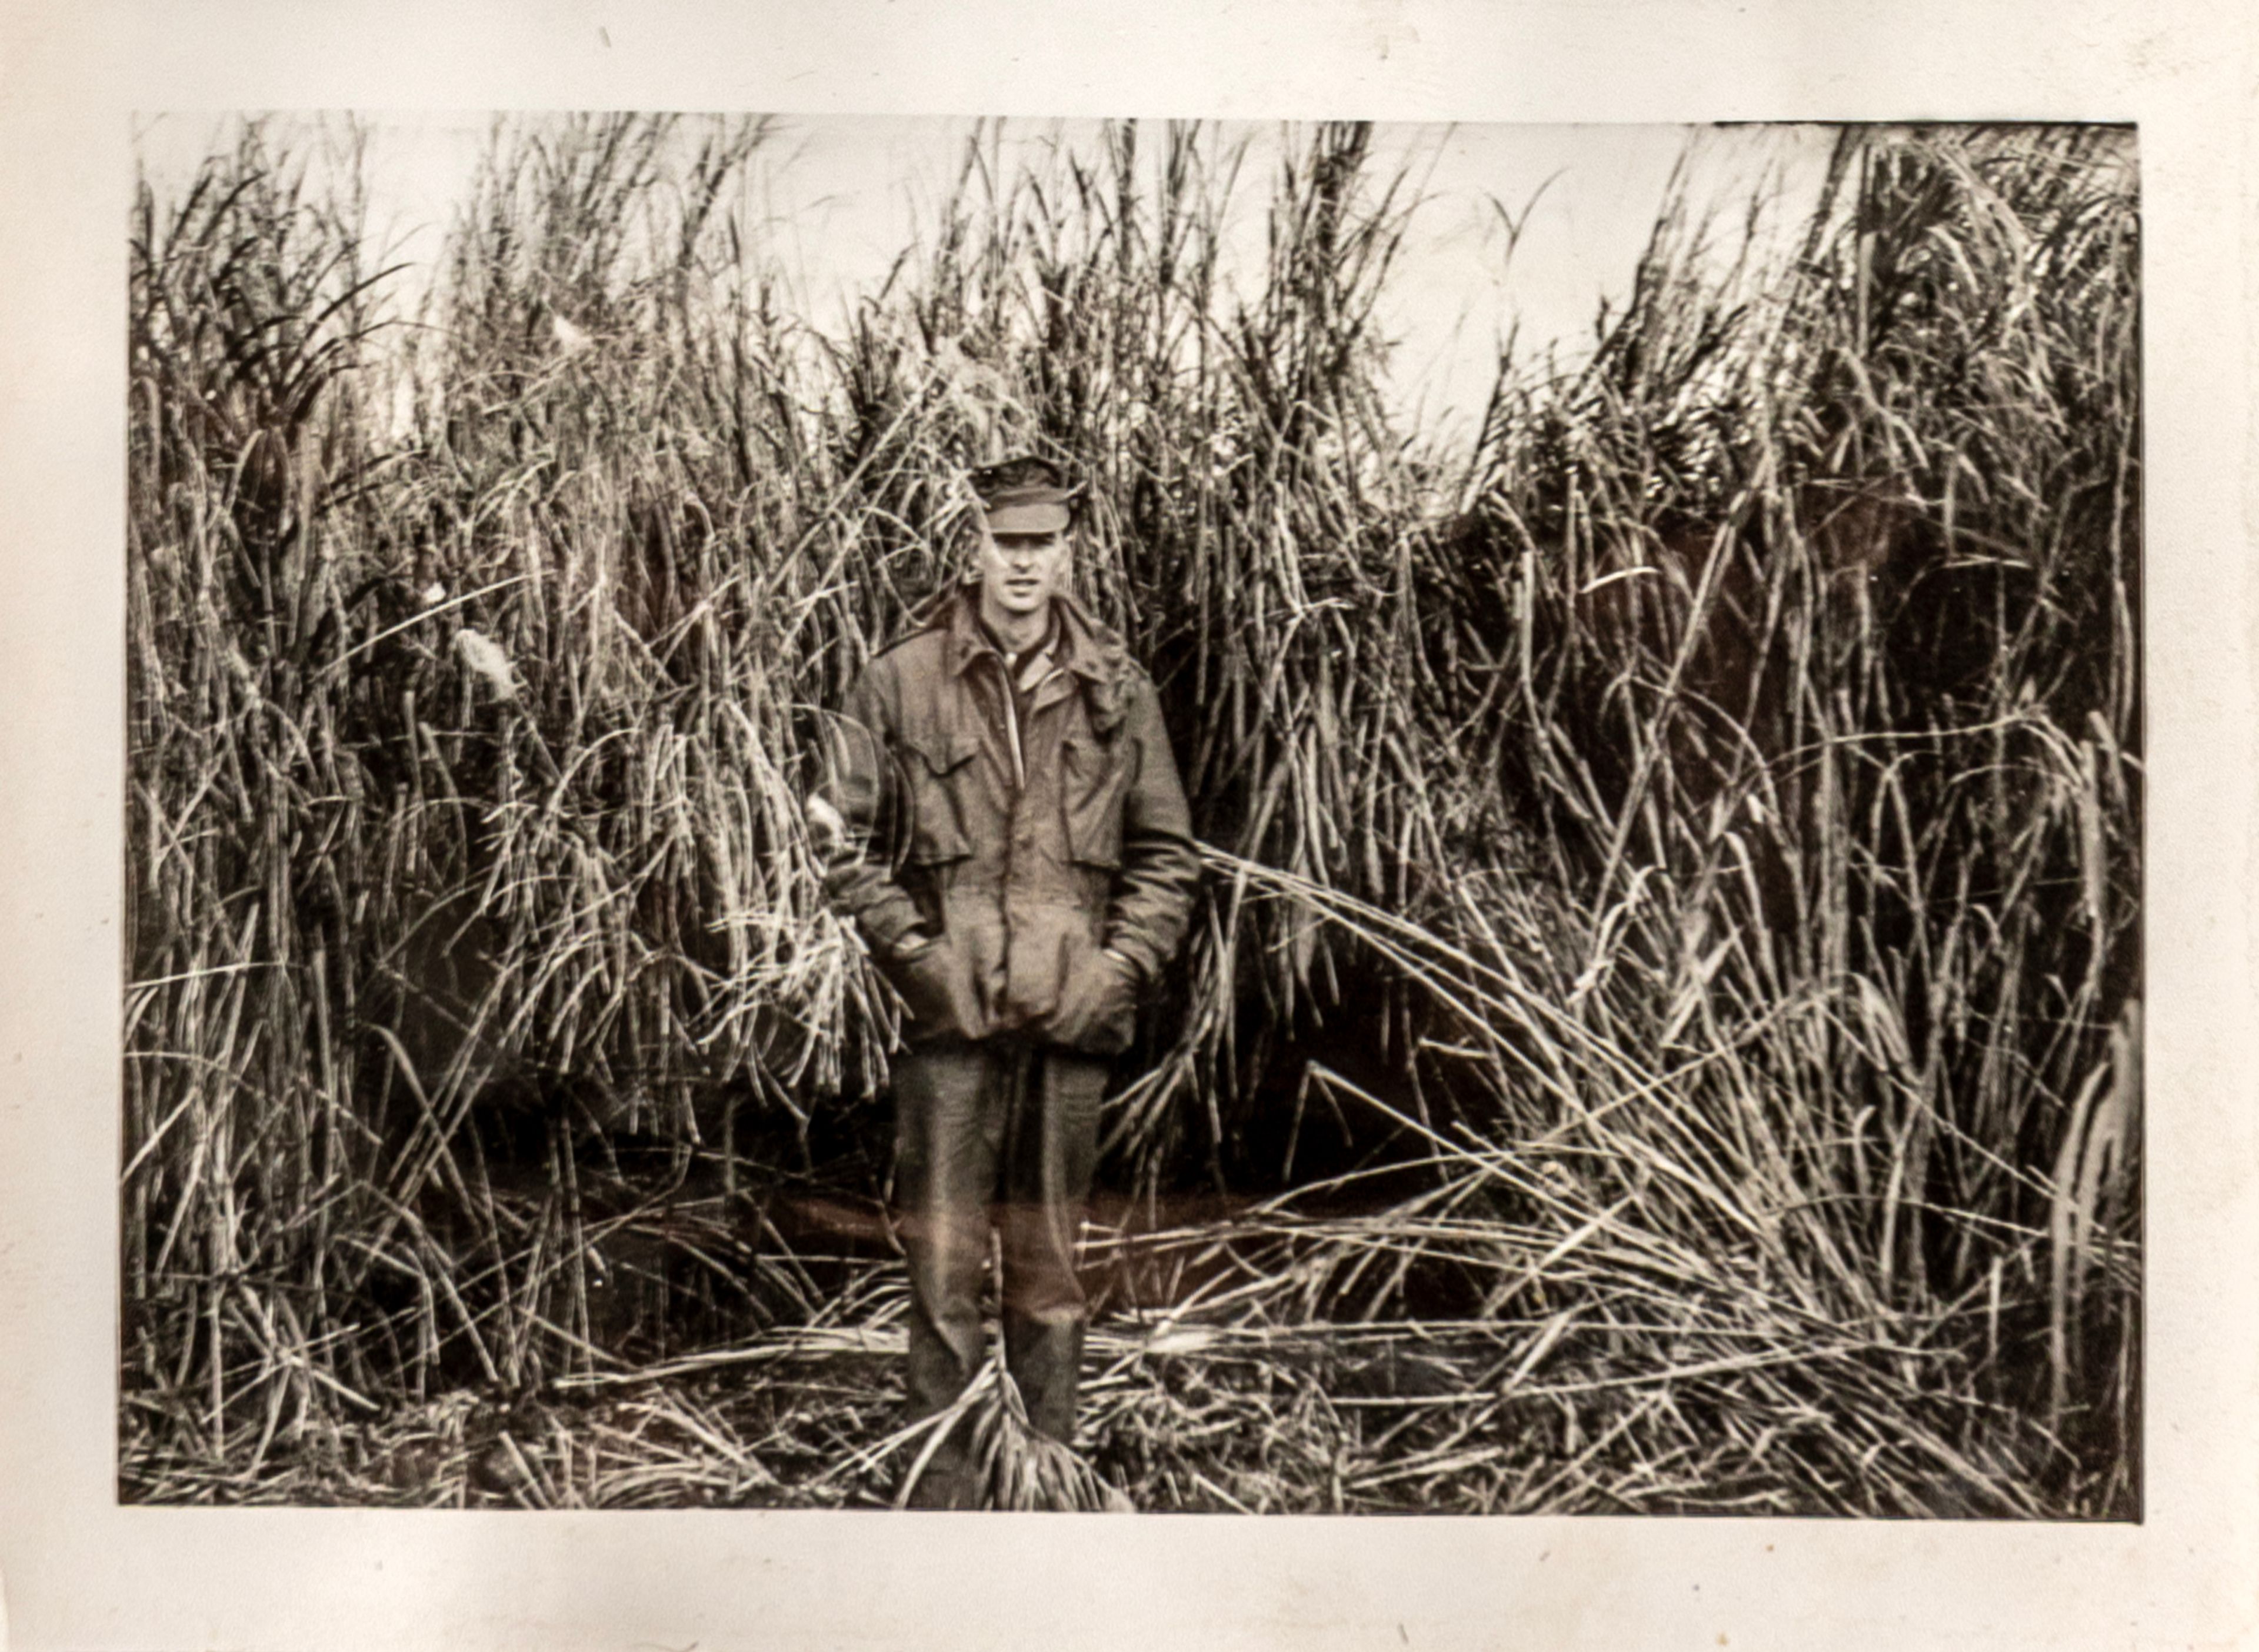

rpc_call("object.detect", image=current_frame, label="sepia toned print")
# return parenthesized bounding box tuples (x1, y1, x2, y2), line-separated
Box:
(120, 114, 2139, 1516)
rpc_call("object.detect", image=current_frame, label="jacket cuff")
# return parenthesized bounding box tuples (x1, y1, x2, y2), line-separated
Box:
(1101, 940, 1154, 988)
(854, 897, 930, 961)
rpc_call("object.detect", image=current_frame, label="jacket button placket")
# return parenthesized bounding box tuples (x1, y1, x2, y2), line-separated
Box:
(999, 702, 1039, 1029)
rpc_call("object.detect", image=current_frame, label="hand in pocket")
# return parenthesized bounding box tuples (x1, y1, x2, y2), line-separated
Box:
(885, 939, 959, 1033)
(1052, 949, 1137, 1054)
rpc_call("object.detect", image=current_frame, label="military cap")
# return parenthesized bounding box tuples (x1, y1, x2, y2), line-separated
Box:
(970, 455, 1081, 534)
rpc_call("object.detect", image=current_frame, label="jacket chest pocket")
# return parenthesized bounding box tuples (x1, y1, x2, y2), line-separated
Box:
(1061, 733, 1133, 869)
(899, 732, 979, 865)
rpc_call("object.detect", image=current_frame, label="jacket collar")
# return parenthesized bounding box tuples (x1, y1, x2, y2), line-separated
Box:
(941, 585, 1118, 687)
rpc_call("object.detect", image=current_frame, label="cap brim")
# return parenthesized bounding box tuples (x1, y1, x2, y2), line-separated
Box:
(983, 502, 1071, 534)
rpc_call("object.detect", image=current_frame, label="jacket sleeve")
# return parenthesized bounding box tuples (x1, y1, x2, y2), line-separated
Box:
(1102, 671, 1202, 986)
(815, 662, 932, 961)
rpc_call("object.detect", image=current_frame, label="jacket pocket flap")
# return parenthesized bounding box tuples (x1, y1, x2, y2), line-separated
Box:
(898, 729, 978, 865)
(1062, 736, 1129, 868)
(902, 730, 979, 775)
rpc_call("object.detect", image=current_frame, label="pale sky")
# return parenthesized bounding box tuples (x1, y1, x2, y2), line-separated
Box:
(132, 114, 1837, 444)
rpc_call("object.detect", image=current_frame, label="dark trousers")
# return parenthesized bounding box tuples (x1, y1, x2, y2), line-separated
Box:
(891, 1038, 1108, 1508)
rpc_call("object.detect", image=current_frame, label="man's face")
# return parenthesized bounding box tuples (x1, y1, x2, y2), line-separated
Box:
(975, 522, 1072, 618)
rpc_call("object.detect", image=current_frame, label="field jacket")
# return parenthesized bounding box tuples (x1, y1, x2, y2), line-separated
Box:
(820, 588, 1201, 1053)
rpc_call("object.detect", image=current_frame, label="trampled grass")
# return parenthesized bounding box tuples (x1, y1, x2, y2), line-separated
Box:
(122, 116, 2139, 1516)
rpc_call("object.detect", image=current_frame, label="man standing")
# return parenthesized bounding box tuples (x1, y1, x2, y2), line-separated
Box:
(815, 455, 1200, 1509)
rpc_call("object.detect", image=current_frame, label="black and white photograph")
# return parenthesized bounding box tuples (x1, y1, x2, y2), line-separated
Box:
(119, 111, 2143, 1520)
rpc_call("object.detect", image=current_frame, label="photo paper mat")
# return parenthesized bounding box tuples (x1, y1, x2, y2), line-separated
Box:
(1, 1, 2253, 1646)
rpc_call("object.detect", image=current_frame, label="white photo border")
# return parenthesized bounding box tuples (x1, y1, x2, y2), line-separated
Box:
(1, 2, 2252, 1647)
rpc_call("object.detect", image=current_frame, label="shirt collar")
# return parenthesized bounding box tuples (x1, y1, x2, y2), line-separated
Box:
(976, 605, 1060, 670)
(945, 587, 1101, 681)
